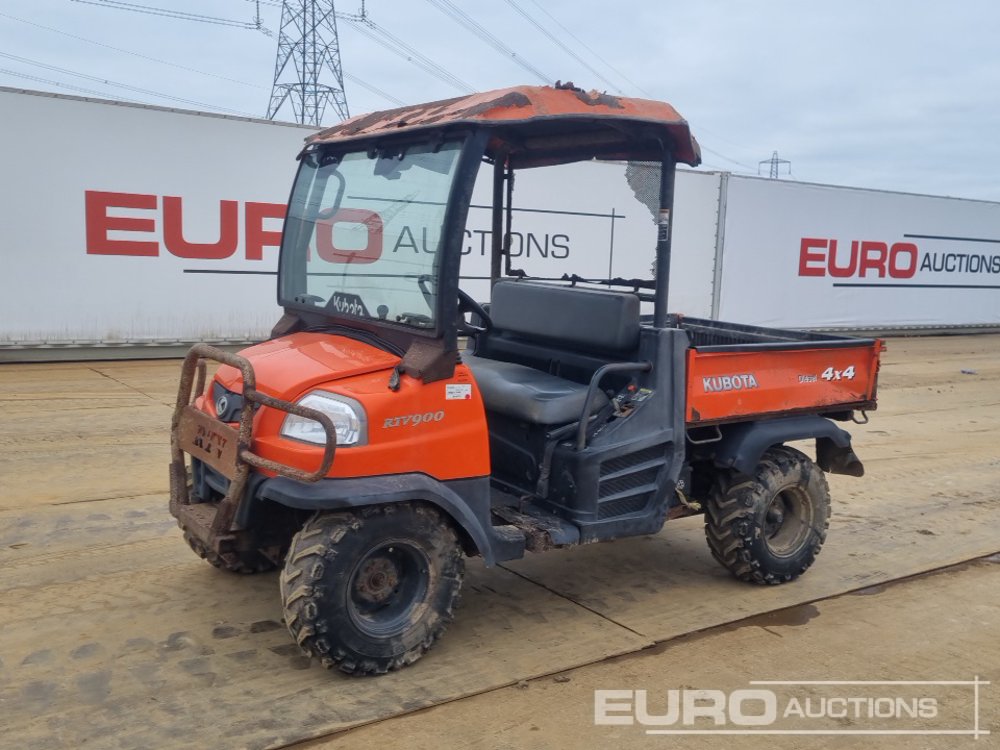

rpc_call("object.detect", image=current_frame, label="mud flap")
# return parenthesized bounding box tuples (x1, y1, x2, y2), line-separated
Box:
(712, 415, 864, 477)
(817, 437, 865, 477)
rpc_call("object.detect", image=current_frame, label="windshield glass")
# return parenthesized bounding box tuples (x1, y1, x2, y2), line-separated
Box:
(279, 139, 465, 329)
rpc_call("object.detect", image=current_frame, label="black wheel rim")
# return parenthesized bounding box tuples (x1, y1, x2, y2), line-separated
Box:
(763, 486, 813, 557)
(347, 541, 430, 639)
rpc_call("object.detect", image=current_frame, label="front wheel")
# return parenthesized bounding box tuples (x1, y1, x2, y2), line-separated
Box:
(280, 503, 465, 675)
(705, 446, 830, 585)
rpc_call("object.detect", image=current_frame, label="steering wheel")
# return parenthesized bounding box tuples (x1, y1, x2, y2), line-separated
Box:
(457, 288, 492, 336)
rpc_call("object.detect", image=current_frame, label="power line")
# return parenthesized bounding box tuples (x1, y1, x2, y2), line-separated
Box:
(247, 0, 474, 94)
(342, 18, 473, 93)
(0, 11, 264, 89)
(502, 1, 758, 172)
(0, 50, 255, 115)
(0, 67, 148, 104)
(363, 16, 475, 91)
(70, 0, 257, 29)
(700, 145, 759, 172)
(344, 71, 403, 106)
(522, 0, 647, 95)
(424, 0, 550, 82)
(15, 6, 403, 113)
(502, 0, 620, 93)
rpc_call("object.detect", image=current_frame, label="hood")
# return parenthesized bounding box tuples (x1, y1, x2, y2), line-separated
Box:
(215, 332, 399, 400)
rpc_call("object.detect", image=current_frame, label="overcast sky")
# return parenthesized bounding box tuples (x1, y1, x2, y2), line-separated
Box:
(2, 1, 999, 201)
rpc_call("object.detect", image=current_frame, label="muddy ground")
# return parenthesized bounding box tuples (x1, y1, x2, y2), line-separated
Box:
(0, 334, 997, 749)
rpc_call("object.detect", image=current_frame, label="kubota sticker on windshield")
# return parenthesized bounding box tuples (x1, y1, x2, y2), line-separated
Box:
(330, 292, 370, 318)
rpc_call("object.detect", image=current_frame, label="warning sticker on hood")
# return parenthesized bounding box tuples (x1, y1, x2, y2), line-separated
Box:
(446, 383, 473, 400)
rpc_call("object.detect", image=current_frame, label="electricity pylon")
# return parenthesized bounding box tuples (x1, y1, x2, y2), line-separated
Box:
(267, 1, 364, 125)
(758, 150, 792, 179)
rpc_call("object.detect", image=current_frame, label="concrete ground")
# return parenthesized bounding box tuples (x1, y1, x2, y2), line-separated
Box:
(0, 334, 997, 749)
(311, 556, 1000, 750)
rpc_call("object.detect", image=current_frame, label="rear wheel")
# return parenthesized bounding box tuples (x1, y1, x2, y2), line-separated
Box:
(705, 445, 830, 584)
(280, 503, 465, 675)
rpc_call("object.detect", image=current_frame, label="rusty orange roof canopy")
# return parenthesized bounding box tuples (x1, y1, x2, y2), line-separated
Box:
(308, 84, 701, 167)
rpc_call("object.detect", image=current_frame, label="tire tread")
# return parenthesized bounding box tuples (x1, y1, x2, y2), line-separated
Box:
(704, 446, 831, 585)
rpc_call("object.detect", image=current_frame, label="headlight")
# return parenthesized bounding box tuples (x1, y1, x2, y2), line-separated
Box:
(280, 391, 367, 446)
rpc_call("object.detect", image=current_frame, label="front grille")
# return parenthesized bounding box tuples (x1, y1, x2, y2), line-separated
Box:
(211, 381, 244, 422)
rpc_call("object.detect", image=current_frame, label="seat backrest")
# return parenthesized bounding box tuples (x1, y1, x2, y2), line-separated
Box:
(489, 281, 640, 354)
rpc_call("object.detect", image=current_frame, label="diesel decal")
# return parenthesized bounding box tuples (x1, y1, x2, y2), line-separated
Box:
(703, 374, 760, 393)
(383, 410, 445, 428)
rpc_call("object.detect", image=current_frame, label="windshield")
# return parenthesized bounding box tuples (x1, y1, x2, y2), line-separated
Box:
(279, 139, 465, 329)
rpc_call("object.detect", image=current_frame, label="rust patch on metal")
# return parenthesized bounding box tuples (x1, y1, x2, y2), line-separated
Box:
(170, 343, 338, 551)
(314, 91, 532, 142)
(573, 89, 623, 109)
(459, 90, 532, 116)
(304, 84, 701, 166)
(176, 406, 239, 480)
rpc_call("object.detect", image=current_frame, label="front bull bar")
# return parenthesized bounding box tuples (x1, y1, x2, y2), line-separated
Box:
(169, 343, 337, 546)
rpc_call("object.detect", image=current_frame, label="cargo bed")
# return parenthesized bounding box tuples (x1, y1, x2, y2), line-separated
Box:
(661, 316, 883, 425)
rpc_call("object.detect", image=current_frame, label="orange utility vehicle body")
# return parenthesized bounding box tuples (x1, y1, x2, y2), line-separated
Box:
(683, 324, 882, 425)
(202, 333, 490, 481)
(169, 84, 882, 676)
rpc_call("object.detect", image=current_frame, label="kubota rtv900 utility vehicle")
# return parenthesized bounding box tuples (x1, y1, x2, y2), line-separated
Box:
(170, 84, 882, 675)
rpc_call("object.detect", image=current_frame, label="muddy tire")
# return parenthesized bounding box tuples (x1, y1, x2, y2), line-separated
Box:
(182, 528, 277, 574)
(705, 445, 830, 585)
(280, 503, 465, 675)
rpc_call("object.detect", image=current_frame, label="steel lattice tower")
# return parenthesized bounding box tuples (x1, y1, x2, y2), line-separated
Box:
(759, 150, 791, 179)
(267, 1, 349, 125)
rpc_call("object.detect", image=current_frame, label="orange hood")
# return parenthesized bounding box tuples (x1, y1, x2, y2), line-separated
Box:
(215, 332, 399, 400)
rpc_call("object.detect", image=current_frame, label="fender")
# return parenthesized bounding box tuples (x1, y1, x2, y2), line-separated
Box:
(712, 416, 864, 477)
(253, 473, 525, 565)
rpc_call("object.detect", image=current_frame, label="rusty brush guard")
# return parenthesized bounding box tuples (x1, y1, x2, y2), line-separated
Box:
(169, 343, 337, 547)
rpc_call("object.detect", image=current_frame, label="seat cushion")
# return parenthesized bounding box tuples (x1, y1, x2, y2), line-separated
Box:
(490, 281, 640, 353)
(464, 354, 609, 425)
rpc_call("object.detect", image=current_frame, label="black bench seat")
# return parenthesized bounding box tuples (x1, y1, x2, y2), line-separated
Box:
(463, 281, 641, 426)
(463, 354, 608, 424)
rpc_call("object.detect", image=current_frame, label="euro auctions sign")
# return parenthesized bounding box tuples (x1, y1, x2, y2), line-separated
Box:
(799, 236, 1000, 283)
(84, 191, 286, 260)
(798, 238, 920, 279)
(593, 678, 991, 739)
(717, 176, 1000, 329)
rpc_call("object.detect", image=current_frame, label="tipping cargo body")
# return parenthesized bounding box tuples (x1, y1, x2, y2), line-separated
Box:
(675, 316, 882, 425)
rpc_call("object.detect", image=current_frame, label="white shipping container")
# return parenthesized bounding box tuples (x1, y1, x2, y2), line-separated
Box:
(718, 175, 1000, 329)
(0, 87, 721, 354)
(1, 86, 997, 361)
